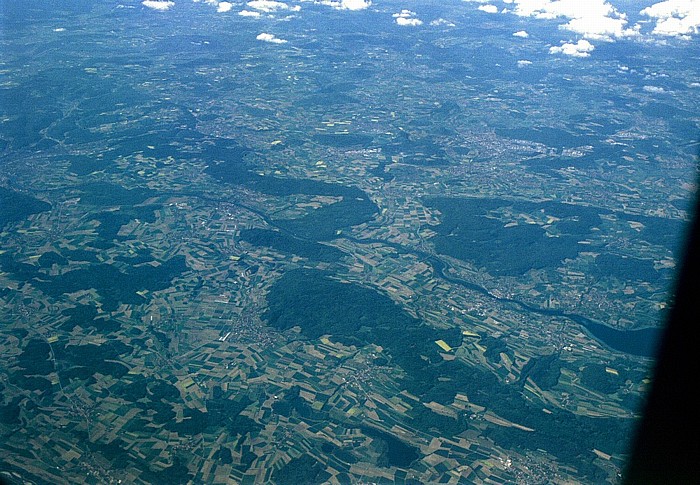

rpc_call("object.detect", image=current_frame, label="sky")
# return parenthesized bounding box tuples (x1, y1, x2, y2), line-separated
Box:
(138, 0, 700, 58)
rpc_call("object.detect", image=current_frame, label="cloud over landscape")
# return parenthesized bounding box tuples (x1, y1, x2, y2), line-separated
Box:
(247, 0, 301, 13)
(484, 0, 699, 40)
(549, 39, 595, 57)
(430, 18, 456, 27)
(507, 0, 639, 40)
(641, 0, 700, 37)
(142, 1, 175, 10)
(464, 0, 699, 56)
(179, 0, 700, 55)
(393, 9, 423, 26)
(315, 0, 372, 10)
(478, 4, 499, 13)
(216, 1, 232, 12)
(256, 32, 288, 43)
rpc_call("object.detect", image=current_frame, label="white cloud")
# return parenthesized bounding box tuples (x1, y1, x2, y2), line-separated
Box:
(430, 18, 456, 27)
(512, 0, 600, 20)
(239, 9, 262, 16)
(247, 0, 298, 12)
(643, 85, 666, 93)
(641, 0, 700, 38)
(396, 17, 423, 26)
(394, 9, 423, 26)
(478, 4, 499, 13)
(142, 1, 174, 10)
(256, 32, 288, 43)
(513, 30, 529, 37)
(509, 0, 639, 41)
(517, 59, 533, 67)
(562, 14, 640, 40)
(549, 39, 595, 57)
(193, 0, 235, 13)
(340, 0, 371, 9)
(335, 0, 371, 10)
(313, 0, 371, 10)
